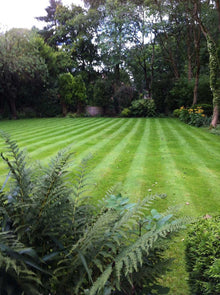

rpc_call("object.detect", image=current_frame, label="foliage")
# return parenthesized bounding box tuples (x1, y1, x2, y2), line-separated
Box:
(120, 108, 131, 117)
(173, 109, 180, 118)
(129, 99, 156, 117)
(92, 79, 114, 107)
(0, 133, 191, 294)
(177, 106, 210, 127)
(185, 216, 220, 295)
(0, 29, 49, 118)
(0, 232, 42, 295)
(114, 85, 136, 112)
(58, 72, 75, 105)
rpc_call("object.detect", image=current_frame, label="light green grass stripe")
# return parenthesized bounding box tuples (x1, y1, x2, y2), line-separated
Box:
(155, 119, 196, 214)
(90, 119, 145, 198)
(163, 119, 220, 214)
(121, 118, 151, 199)
(70, 118, 134, 168)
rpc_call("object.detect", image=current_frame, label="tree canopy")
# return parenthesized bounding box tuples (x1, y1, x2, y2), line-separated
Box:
(0, 0, 219, 123)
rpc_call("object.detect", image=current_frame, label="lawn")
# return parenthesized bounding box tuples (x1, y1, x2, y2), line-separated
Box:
(0, 117, 220, 294)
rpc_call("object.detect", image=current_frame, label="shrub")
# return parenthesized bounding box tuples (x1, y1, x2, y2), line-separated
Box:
(178, 106, 210, 127)
(193, 104, 213, 117)
(179, 107, 190, 123)
(173, 109, 180, 118)
(0, 133, 190, 295)
(130, 99, 156, 117)
(93, 79, 114, 107)
(185, 216, 220, 295)
(114, 85, 136, 112)
(120, 108, 131, 117)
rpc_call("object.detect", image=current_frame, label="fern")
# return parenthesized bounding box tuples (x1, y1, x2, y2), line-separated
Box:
(0, 134, 191, 295)
(0, 232, 42, 295)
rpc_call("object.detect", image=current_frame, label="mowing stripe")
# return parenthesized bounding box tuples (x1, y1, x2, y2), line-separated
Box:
(173, 119, 220, 157)
(122, 118, 151, 199)
(163, 119, 220, 214)
(70, 118, 134, 168)
(4, 118, 104, 146)
(155, 119, 197, 214)
(28, 118, 117, 159)
(90, 119, 146, 199)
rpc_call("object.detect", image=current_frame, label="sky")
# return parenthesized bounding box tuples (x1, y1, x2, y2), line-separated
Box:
(0, 0, 84, 31)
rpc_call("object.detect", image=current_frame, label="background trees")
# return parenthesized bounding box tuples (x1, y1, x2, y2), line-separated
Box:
(0, 0, 219, 121)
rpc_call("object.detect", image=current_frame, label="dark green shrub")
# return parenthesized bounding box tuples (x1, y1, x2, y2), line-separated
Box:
(130, 99, 156, 117)
(185, 216, 220, 294)
(114, 85, 136, 112)
(93, 79, 114, 107)
(0, 133, 190, 295)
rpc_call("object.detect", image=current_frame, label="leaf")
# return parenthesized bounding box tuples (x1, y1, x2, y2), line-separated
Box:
(78, 250, 93, 284)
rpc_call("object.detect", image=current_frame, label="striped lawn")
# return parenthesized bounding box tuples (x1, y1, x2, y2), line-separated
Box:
(0, 117, 220, 294)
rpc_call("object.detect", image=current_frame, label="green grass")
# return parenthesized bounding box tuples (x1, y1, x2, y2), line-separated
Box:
(0, 117, 220, 294)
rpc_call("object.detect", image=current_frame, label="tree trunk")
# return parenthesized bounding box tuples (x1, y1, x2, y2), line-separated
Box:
(215, 0, 220, 32)
(8, 97, 17, 119)
(193, 1, 220, 127)
(61, 102, 68, 117)
(187, 22, 193, 81)
(193, 25, 201, 105)
(149, 41, 155, 99)
(211, 104, 219, 127)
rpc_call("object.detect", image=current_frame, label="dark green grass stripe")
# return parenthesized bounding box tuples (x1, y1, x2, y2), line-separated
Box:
(90, 118, 148, 200)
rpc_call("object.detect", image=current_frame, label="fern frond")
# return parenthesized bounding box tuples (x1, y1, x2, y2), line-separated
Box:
(0, 132, 31, 202)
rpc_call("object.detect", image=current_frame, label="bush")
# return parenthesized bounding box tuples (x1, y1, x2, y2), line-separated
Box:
(130, 99, 156, 117)
(0, 133, 190, 295)
(173, 109, 181, 118)
(120, 108, 131, 117)
(193, 104, 213, 117)
(114, 85, 137, 112)
(178, 106, 210, 127)
(185, 216, 220, 294)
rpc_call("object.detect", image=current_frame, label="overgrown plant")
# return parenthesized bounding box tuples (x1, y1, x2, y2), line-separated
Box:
(0, 133, 191, 295)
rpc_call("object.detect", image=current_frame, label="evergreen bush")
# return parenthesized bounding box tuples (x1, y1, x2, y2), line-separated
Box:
(0, 133, 190, 295)
(185, 216, 220, 294)
(129, 99, 156, 117)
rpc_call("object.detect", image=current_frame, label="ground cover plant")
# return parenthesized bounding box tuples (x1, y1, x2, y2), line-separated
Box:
(0, 117, 220, 294)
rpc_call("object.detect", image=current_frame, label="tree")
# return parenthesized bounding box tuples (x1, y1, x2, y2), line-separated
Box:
(58, 72, 75, 116)
(36, 0, 63, 47)
(192, 0, 220, 127)
(72, 74, 87, 113)
(58, 73, 87, 115)
(0, 29, 48, 119)
(96, 0, 139, 88)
